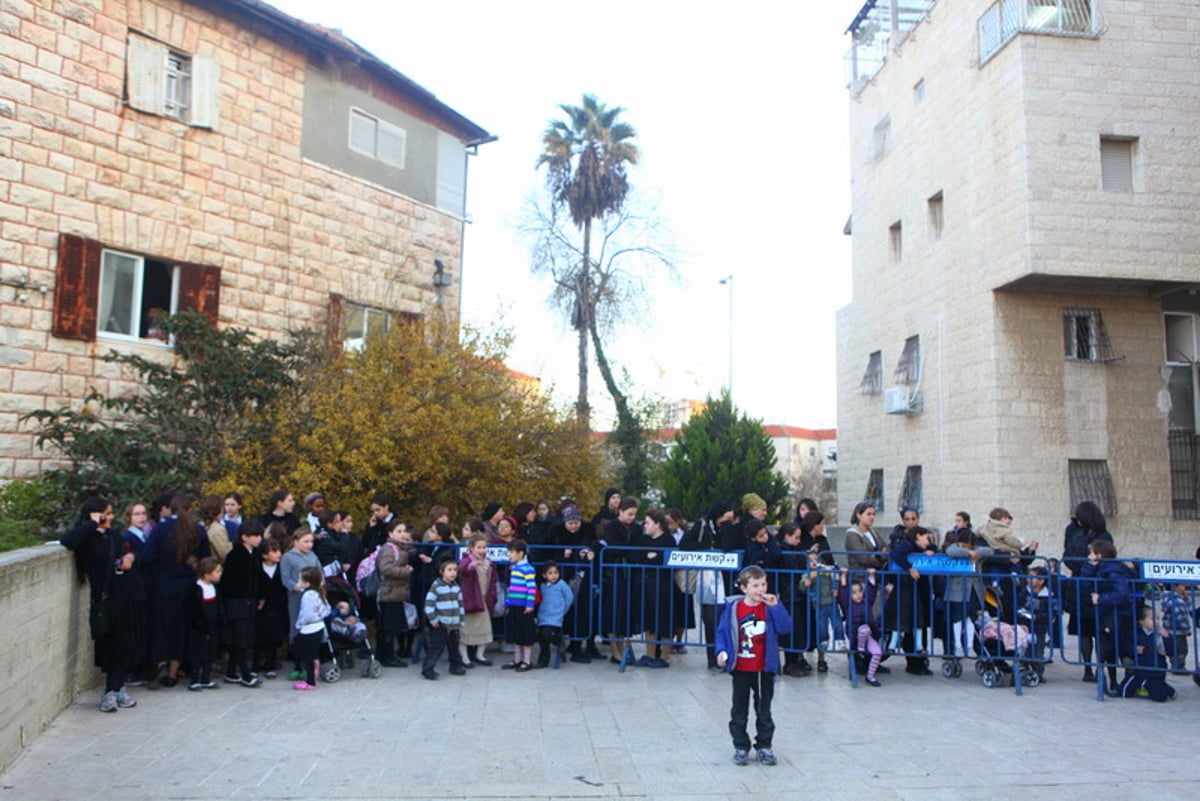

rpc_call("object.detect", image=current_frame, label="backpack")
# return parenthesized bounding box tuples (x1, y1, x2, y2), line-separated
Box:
(356, 545, 384, 597)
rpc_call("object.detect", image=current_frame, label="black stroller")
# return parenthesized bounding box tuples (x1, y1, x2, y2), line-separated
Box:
(322, 575, 383, 681)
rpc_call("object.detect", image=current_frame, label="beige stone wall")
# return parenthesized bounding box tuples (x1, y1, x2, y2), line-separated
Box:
(0, 545, 97, 774)
(0, 0, 463, 478)
(837, 1, 1200, 556)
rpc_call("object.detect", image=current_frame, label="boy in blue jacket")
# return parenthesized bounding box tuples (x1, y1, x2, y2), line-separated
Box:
(714, 565, 792, 767)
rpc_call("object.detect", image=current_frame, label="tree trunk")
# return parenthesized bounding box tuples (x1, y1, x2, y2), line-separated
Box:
(588, 317, 633, 430)
(576, 219, 592, 429)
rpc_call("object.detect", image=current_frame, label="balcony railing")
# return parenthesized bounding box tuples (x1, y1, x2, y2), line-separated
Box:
(844, 0, 936, 87)
(979, 0, 1098, 64)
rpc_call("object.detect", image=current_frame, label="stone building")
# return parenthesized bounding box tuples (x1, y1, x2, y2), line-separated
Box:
(0, 0, 492, 478)
(835, 0, 1200, 556)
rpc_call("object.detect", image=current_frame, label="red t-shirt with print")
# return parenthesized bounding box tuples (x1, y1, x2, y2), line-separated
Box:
(734, 600, 766, 672)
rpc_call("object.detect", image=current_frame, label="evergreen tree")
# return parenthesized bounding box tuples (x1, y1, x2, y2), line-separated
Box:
(658, 391, 790, 520)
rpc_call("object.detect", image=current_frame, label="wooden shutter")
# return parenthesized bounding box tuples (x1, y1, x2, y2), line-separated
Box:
(189, 54, 220, 130)
(52, 233, 102, 341)
(126, 33, 165, 114)
(178, 263, 221, 326)
(327, 292, 344, 354)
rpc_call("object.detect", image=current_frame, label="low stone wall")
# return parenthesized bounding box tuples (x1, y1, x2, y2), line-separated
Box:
(0, 544, 98, 773)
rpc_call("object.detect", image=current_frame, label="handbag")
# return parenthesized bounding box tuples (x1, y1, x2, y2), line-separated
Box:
(492, 583, 508, 617)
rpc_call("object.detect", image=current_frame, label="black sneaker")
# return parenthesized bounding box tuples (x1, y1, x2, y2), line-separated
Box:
(240, 675, 263, 688)
(449, 666, 467, 676)
(223, 674, 242, 685)
(421, 670, 438, 681)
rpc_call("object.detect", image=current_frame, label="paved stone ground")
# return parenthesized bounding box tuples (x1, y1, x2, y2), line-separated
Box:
(2, 645, 1198, 801)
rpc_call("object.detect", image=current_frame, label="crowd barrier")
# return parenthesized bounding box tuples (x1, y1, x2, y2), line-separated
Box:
(428, 542, 1199, 697)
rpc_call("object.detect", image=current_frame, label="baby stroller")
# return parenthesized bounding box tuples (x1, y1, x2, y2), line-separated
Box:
(974, 586, 1040, 689)
(322, 575, 382, 681)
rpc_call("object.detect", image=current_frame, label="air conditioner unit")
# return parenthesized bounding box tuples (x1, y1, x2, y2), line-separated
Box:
(884, 387, 914, 415)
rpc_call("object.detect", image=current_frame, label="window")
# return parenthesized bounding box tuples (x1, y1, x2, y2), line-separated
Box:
(1063, 307, 1119, 361)
(860, 350, 882, 395)
(98, 250, 176, 342)
(1100, 137, 1135, 192)
(894, 336, 920, 384)
(126, 32, 218, 128)
(872, 115, 891, 162)
(349, 108, 407, 169)
(889, 221, 903, 263)
(53, 234, 220, 343)
(865, 469, 884, 512)
(928, 192, 944, 240)
(899, 465, 923, 511)
(1164, 312, 1200, 517)
(342, 302, 393, 353)
(913, 78, 925, 103)
(1068, 459, 1116, 517)
(326, 293, 422, 353)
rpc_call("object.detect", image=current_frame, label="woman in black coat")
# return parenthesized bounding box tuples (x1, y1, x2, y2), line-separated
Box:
(60, 497, 145, 713)
(1062, 501, 1114, 682)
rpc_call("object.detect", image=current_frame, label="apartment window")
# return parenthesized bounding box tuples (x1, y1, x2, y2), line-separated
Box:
(860, 351, 883, 395)
(98, 250, 177, 342)
(889, 221, 903, 263)
(928, 192, 944, 240)
(1068, 459, 1116, 517)
(1063, 307, 1119, 361)
(126, 32, 218, 128)
(342, 301, 393, 352)
(1164, 313, 1200, 518)
(872, 115, 892, 162)
(349, 108, 407, 169)
(865, 469, 884, 512)
(899, 465, 923, 512)
(894, 336, 920, 384)
(1100, 137, 1135, 192)
(913, 78, 925, 103)
(52, 234, 220, 343)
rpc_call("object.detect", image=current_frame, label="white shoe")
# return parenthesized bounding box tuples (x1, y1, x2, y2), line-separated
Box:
(99, 691, 118, 713)
(114, 690, 137, 708)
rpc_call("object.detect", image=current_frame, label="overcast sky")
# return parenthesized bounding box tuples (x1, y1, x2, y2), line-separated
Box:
(270, 0, 858, 430)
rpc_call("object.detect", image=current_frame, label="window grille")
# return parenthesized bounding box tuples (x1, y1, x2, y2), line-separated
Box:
(865, 469, 884, 513)
(1068, 459, 1116, 517)
(1168, 433, 1200, 520)
(860, 351, 882, 394)
(1063, 308, 1120, 361)
(894, 335, 920, 384)
(899, 465, 923, 512)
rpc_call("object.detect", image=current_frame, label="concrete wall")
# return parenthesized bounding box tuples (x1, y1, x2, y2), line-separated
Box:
(0, 544, 97, 774)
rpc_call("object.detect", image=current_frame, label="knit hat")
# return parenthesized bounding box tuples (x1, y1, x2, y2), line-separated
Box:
(501, 515, 519, 532)
(706, 500, 733, 521)
(741, 493, 767, 513)
(562, 505, 583, 522)
(604, 487, 621, 504)
(481, 502, 502, 521)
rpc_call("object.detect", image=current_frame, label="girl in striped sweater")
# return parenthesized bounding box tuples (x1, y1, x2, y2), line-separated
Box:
(503, 539, 538, 672)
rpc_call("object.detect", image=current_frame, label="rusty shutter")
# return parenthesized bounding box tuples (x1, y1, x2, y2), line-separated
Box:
(178, 263, 221, 326)
(52, 233, 102, 341)
(327, 292, 344, 354)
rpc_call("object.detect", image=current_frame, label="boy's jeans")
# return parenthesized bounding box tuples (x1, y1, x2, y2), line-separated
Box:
(729, 670, 775, 750)
(815, 603, 845, 646)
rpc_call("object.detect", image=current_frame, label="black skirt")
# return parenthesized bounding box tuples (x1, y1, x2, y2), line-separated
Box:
(505, 605, 536, 646)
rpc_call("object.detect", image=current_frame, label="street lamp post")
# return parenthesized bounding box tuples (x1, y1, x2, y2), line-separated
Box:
(719, 275, 733, 398)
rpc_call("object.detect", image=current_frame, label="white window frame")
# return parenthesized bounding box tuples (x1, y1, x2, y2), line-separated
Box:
(342, 301, 392, 352)
(97, 248, 179, 345)
(1164, 313, 1200, 435)
(126, 32, 218, 129)
(348, 107, 407, 169)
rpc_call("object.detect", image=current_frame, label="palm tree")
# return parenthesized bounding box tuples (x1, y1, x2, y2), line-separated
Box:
(537, 94, 638, 428)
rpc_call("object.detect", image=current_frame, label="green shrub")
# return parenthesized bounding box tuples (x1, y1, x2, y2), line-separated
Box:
(0, 477, 64, 552)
